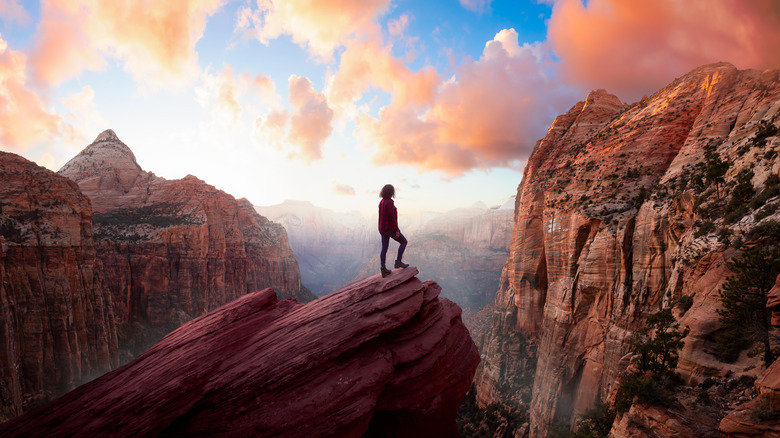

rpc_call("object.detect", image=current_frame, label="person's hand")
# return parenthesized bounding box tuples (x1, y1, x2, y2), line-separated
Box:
(395, 231, 400, 239)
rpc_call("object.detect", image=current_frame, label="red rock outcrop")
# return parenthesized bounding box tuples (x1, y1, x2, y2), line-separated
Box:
(0, 151, 118, 420)
(474, 63, 780, 436)
(0, 267, 479, 437)
(59, 130, 313, 357)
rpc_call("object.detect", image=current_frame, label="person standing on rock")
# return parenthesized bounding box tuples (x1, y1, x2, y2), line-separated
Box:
(378, 184, 409, 278)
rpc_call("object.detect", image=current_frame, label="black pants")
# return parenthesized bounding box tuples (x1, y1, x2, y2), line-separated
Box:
(380, 230, 407, 268)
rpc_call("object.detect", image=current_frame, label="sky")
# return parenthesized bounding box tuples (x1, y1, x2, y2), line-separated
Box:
(1, 0, 780, 216)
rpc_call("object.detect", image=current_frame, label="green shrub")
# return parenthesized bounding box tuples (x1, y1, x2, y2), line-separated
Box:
(615, 309, 686, 413)
(716, 241, 780, 365)
(675, 295, 694, 315)
(694, 220, 715, 238)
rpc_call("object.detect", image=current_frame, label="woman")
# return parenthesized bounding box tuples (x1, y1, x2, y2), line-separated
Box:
(378, 184, 409, 278)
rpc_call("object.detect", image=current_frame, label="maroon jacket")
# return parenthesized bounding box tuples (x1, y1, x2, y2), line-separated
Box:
(378, 198, 399, 234)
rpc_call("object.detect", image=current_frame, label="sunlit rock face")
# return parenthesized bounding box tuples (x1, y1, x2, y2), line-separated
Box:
(474, 63, 780, 436)
(0, 268, 479, 437)
(0, 151, 118, 420)
(59, 130, 313, 358)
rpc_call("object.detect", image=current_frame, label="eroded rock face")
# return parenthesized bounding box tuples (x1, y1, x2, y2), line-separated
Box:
(474, 63, 780, 436)
(0, 152, 118, 419)
(0, 268, 479, 437)
(59, 131, 313, 357)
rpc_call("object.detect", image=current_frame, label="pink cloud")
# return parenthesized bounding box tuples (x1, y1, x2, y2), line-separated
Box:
(237, 0, 390, 59)
(357, 29, 577, 176)
(459, 0, 493, 14)
(548, 0, 780, 100)
(334, 183, 356, 195)
(0, 37, 62, 151)
(287, 75, 333, 162)
(254, 109, 289, 148)
(0, 0, 31, 26)
(327, 39, 439, 109)
(30, 0, 223, 89)
(387, 14, 410, 37)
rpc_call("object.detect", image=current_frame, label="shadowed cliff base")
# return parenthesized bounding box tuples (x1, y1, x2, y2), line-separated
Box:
(0, 267, 479, 437)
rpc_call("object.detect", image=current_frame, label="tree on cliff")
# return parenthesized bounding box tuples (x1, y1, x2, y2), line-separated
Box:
(716, 225, 780, 365)
(615, 309, 686, 413)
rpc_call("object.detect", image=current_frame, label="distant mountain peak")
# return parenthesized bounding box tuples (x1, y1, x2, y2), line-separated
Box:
(94, 129, 120, 143)
(58, 129, 142, 189)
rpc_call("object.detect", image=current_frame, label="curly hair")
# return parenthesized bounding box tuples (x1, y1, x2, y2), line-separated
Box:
(380, 184, 395, 199)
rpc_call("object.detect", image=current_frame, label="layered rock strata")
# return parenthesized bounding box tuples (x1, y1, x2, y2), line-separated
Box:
(59, 130, 313, 357)
(474, 63, 780, 436)
(0, 268, 479, 437)
(0, 152, 118, 419)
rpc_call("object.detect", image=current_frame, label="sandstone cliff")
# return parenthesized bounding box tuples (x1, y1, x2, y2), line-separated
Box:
(0, 268, 479, 437)
(0, 152, 118, 420)
(59, 130, 313, 358)
(474, 63, 780, 436)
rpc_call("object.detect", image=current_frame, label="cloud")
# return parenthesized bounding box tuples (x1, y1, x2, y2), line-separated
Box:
(236, 0, 390, 59)
(59, 85, 105, 148)
(387, 14, 410, 37)
(333, 183, 356, 195)
(326, 38, 439, 110)
(356, 29, 577, 176)
(196, 64, 242, 125)
(287, 75, 333, 161)
(254, 109, 289, 148)
(0, 36, 62, 151)
(30, 0, 223, 90)
(459, 0, 493, 14)
(548, 0, 780, 100)
(196, 64, 280, 129)
(0, 0, 31, 26)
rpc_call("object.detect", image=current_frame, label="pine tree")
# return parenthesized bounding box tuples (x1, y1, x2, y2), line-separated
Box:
(716, 243, 780, 364)
(615, 309, 686, 413)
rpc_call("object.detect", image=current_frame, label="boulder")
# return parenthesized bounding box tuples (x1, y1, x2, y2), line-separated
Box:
(0, 267, 479, 437)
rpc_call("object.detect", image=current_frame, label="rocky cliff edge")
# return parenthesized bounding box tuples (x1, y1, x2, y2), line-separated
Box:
(0, 267, 479, 437)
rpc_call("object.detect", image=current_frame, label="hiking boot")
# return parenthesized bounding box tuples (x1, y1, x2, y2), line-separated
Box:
(394, 260, 409, 269)
(381, 267, 391, 278)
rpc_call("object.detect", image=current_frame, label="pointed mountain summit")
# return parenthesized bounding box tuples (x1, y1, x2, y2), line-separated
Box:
(58, 129, 143, 198)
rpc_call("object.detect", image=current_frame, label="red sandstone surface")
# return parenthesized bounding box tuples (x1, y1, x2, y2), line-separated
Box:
(0, 267, 479, 437)
(473, 63, 780, 436)
(0, 151, 118, 420)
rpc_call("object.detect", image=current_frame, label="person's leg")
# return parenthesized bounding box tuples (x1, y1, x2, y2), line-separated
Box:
(380, 232, 390, 268)
(393, 232, 408, 265)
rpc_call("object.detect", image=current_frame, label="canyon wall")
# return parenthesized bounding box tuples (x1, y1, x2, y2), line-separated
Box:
(0, 268, 479, 437)
(0, 152, 118, 420)
(59, 130, 313, 358)
(474, 63, 780, 436)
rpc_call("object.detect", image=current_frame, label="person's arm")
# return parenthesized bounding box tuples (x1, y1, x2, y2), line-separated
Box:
(392, 202, 399, 237)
